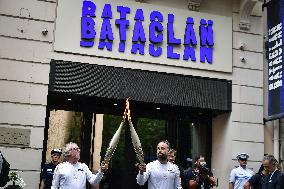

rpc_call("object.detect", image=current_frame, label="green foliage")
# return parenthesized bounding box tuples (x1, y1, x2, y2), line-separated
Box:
(9, 172, 17, 182)
(69, 112, 82, 146)
(137, 118, 165, 151)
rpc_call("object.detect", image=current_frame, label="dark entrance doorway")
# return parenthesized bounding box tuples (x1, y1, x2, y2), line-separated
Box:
(45, 96, 213, 189)
(45, 60, 231, 188)
(97, 112, 212, 189)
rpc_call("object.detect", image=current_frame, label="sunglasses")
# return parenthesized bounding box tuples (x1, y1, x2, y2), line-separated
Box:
(239, 158, 247, 161)
(71, 147, 80, 151)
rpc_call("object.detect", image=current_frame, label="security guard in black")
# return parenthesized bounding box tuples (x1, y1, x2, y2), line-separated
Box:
(40, 149, 62, 189)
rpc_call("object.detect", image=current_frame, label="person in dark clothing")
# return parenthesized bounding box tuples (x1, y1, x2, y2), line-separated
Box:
(261, 155, 284, 189)
(183, 158, 193, 189)
(40, 149, 62, 189)
(167, 149, 186, 188)
(244, 164, 269, 189)
(186, 155, 216, 189)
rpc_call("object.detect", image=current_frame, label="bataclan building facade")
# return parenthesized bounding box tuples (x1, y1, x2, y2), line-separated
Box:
(0, 0, 265, 188)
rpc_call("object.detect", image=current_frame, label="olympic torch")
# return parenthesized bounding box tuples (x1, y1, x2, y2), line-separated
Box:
(129, 120, 144, 164)
(103, 121, 124, 164)
(125, 99, 144, 164)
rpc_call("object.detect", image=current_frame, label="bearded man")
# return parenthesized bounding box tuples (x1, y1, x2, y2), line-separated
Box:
(136, 140, 182, 189)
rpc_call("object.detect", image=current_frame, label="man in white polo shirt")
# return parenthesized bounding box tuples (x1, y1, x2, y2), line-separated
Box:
(136, 140, 182, 189)
(51, 142, 108, 189)
(229, 153, 254, 189)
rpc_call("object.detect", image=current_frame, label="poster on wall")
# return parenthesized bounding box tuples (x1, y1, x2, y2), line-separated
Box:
(267, 0, 284, 120)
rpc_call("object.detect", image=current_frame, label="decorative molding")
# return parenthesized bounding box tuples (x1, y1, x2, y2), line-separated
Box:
(187, 0, 203, 11)
(239, 0, 262, 31)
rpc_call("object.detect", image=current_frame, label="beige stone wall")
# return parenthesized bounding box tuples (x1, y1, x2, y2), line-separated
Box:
(92, 114, 104, 171)
(0, 0, 56, 188)
(46, 110, 73, 162)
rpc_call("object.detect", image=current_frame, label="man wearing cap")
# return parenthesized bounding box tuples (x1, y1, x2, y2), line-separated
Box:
(40, 149, 62, 189)
(229, 153, 254, 189)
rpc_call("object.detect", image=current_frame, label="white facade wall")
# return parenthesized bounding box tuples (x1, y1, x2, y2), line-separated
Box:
(0, 0, 55, 188)
(212, 0, 264, 188)
(0, 0, 264, 188)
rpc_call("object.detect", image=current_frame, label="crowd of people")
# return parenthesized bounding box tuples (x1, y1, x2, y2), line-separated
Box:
(1, 140, 284, 189)
(229, 153, 284, 189)
(40, 140, 284, 189)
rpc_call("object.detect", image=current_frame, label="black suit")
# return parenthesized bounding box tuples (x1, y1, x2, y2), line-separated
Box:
(262, 170, 284, 189)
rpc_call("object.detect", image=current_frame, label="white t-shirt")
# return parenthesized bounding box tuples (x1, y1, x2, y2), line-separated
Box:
(136, 160, 182, 189)
(51, 162, 104, 189)
(229, 166, 254, 189)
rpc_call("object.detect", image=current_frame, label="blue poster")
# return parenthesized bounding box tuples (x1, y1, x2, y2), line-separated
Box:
(267, 0, 284, 120)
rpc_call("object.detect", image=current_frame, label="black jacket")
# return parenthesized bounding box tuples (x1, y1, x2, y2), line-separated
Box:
(262, 170, 284, 189)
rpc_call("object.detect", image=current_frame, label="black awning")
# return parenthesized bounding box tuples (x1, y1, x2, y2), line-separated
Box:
(49, 60, 231, 114)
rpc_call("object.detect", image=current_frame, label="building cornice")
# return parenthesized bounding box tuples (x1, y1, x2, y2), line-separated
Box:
(239, 0, 262, 30)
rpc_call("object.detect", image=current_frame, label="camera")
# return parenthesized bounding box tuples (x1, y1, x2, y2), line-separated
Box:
(200, 164, 210, 174)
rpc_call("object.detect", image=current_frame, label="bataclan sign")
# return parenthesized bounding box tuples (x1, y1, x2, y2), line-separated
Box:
(80, 1, 214, 64)
(54, 0, 232, 73)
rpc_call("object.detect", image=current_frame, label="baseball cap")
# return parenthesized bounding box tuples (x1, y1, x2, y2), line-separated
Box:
(186, 157, 193, 162)
(51, 148, 62, 155)
(236, 153, 249, 160)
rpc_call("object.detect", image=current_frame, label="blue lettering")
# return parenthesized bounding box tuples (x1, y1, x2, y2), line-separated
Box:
(131, 43, 145, 55)
(184, 17, 197, 46)
(134, 9, 144, 21)
(183, 46, 196, 61)
(115, 19, 129, 41)
(117, 6, 130, 19)
(82, 1, 96, 17)
(149, 44, 162, 57)
(119, 42, 126, 52)
(167, 45, 180, 59)
(132, 21, 146, 42)
(80, 17, 95, 47)
(200, 46, 213, 63)
(150, 11, 163, 22)
(101, 4, 112, 18)
(116, 6, 130, 53)
(200, 19, 214, 46)
(149, 11, 163, 44)
(79, 2, 215, 64)
(100, 19, 114, 41)
(98, 41, 112, 51)
(167, 14, 181, 45)
(99, 19, 114, 51)
(132, 9, 145, 55)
